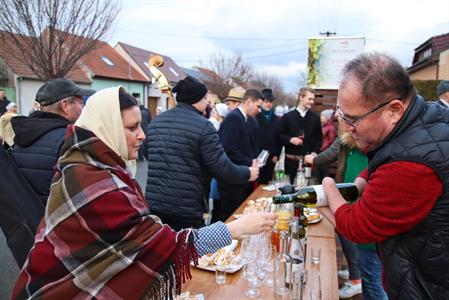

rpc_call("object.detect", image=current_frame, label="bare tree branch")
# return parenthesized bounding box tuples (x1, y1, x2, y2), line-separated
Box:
(0, 0, 120, 80)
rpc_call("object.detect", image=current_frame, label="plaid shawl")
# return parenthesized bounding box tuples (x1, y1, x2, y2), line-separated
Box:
(11, 125, 198, 300)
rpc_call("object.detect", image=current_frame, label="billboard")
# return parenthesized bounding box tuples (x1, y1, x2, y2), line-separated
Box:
(307, 37, 365, 89)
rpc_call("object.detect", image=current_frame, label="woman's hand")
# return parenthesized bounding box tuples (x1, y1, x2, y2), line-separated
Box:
(226, 212, 277, 239)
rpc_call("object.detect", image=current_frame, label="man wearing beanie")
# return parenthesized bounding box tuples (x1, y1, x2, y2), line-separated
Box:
(146, 76, 259, 230)
(436, 80, 449, 108)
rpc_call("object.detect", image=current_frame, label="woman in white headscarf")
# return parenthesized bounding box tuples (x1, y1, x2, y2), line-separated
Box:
(0, 102, 18, 147)
(12, 86, 276, 300)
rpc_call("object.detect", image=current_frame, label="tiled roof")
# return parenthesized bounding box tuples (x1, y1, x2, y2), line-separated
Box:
(194, 66, 221, 82)
(411, 32, 449, 66)
(0, 31, 91, 83)
(432, 32, 449, 54)
(116, 42, 186, 84)
(81, 40, 147, 82)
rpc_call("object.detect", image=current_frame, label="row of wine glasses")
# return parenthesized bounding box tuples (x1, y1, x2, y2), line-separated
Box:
(240, 232, 274, 298)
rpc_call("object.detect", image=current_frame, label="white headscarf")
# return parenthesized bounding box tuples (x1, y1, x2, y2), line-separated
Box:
(75, 86, 137, 175)
(215, 103, 228, 118)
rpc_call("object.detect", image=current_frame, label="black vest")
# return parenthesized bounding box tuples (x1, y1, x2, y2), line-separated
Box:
(367, 96, 449, 300)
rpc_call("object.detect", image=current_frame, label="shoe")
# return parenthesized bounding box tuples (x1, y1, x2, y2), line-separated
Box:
(339, 281, 362, 298)
(337, 269, 349, 280)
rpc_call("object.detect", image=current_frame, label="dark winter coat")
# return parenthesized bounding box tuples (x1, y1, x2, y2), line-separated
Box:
(139, 105, 151, 160)
(145, 103, 249, 222)
(255, 110, 282, 157)
(11, 111, 69, 205)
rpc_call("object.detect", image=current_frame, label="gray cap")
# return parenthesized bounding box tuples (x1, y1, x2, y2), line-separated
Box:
(437, 80, 449, 96)
(36, 78, 95, 106)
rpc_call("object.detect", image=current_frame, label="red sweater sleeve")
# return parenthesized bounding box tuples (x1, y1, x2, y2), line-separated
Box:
(335, 161, 442, 243)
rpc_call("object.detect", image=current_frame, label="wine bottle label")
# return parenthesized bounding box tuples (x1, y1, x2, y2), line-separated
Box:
(311, 185, 328, 206)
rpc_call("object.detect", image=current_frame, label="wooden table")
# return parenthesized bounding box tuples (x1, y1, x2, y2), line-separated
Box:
(182, 186, 338, 299)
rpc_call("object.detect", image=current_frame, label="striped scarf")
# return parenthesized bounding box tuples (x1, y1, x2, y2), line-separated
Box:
(11, 125, 198, 300)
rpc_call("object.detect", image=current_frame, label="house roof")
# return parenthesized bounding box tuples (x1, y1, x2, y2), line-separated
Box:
(0, 31, 91, 83)
(80, 40, 147, 82)
(116, 42, 186, 84)
(194, 66, 221, 82)
(409, 32, 449, 72)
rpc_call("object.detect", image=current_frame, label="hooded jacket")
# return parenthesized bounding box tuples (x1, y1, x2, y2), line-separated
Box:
(11, 111, 69, 205)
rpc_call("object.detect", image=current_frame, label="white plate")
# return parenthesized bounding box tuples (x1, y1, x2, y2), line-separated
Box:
(193, 262, 244, 273)
(192, 240, 243, 273)
(262, 185, 276, 191)
(176, 292, 205, 300)
(307, 214, 323, 224)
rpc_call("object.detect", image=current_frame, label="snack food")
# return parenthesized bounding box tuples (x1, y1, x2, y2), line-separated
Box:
(198, 248, 240, 269)
(303, 208, 322, 223)
(243, 197, 272, 213)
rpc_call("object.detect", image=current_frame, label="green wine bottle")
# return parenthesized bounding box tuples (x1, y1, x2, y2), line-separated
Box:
(273, 183, 358, 207)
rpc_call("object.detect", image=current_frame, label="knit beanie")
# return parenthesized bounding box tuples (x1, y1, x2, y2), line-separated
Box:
(173, 76, 208, 105)
(437, 80, 449, 96)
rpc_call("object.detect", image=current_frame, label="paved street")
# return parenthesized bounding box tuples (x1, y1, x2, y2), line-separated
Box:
(0, 160, 148, 298)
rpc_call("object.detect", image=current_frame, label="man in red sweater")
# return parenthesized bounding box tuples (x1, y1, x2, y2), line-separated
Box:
(319, 53, 449, 299)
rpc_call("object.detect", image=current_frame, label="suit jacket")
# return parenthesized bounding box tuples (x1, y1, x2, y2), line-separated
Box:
(219, 108, 258, 166)
(255, 111, 282, 157)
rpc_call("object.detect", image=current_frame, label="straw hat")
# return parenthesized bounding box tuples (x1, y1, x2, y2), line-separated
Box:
(224, 87, 245, 102)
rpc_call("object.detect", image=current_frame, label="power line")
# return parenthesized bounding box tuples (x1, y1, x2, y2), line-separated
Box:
(118, 28, 307, 41)
(173, 47, 307, 63)
(170, 41, 306, 59)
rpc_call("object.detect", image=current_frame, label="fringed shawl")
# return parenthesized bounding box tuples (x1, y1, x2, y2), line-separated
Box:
(11, 126, 198, 300)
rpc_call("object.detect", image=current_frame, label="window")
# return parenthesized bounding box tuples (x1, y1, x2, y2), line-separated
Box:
(101, 56, 115, 66)
(423, 48, 432, 59)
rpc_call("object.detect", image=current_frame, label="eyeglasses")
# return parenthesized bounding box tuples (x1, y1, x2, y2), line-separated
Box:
(337, 98, 400, 128)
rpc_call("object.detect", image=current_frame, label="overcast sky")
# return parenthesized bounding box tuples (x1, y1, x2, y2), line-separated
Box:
(109, 0, 449, 93)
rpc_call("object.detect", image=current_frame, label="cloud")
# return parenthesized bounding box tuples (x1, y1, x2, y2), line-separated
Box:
(111, 0, 449, 93)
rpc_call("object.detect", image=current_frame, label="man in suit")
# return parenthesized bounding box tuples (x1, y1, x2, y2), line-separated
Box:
(436, 80, 449, 108)
(218, 89, 264, 220)
(255, 88, 282, 184)
(278, 87, 322, 184)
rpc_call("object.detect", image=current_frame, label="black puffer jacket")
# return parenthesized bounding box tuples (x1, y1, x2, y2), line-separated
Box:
(11, 111, 69, 205)
(367, 96, 449, 300)
(146, 103, 249, 221)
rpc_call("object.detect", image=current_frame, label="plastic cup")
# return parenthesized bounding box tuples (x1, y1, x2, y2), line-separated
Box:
(311, 248, 321, 265)
(215, 265, 227, 284)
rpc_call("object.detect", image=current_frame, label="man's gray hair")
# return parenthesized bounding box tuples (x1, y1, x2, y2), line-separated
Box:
(342, 52, 414, 106)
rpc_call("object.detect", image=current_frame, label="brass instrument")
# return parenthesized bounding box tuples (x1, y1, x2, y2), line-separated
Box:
(148, 55, 176, 109)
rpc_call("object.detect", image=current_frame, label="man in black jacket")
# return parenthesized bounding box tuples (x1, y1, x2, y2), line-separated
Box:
(146, 76, 259, 231)
(278, 87, 322, 183)
(436, 80, 449, 108)
(218, 89, 263, 220)
(255, 88, 282, 184)
(11, 79, 94, 206)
